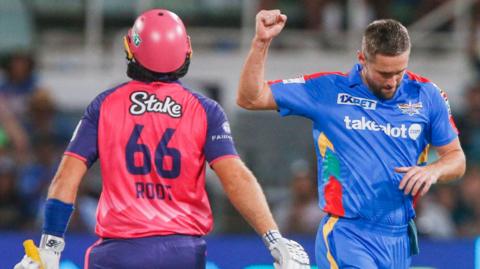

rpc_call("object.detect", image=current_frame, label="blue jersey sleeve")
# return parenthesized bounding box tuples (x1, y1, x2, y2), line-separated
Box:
(269, 75, 328, 119)
(65, 88, 116, 167)
(427, 83, 458, 147)
(192, 93, 239, 164)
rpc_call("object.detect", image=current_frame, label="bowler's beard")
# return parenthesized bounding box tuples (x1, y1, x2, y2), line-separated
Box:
(364, 72, 398, 100)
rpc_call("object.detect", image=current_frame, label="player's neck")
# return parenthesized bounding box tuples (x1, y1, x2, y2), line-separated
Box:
(360, 68, 371, 90)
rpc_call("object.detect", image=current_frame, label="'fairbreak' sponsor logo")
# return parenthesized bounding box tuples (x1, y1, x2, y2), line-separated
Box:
(344, 116, 422, 140)
(211, 121, 233, 142)
(337, 93, 377, 110)
(129, 91, 182, 118)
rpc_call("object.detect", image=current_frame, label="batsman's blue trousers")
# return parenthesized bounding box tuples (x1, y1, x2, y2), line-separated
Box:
(85, 234, 206, 269)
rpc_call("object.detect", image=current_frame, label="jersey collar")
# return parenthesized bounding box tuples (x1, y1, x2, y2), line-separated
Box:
(347, 64, 364, 87)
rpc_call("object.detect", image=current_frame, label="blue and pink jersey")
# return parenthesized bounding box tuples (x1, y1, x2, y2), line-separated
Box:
(66, 80, 238, 238)
(269, 64, 458, 226)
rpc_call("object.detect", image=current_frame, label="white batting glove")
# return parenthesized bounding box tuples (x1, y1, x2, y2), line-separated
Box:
(14, 256, 40, 269)
(14, 235, 64, 269)
(263, 230, 310, 269)
(38, 234, 64, 269)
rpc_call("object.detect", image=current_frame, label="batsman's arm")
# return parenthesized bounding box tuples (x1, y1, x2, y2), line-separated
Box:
(212, 157, 277, 235)
(212, 157, 310, 268)
(15, 156, 87, 269)
(237, 10, 287, 111)
(47, 155, 88, 203)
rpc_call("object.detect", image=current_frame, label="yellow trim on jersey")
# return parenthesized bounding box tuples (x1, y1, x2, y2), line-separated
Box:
(322, 216, 339, 269)
(318, 132, 334, 158)
(417, 144, 430, 165)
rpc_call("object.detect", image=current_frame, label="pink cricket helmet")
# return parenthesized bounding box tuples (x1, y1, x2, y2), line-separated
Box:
(124, 9, 191, 73)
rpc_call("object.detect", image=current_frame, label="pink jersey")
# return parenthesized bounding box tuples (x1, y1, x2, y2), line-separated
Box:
(65, 80, 238, 238)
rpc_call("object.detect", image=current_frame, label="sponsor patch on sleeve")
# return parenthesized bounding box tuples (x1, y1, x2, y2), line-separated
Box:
(282, 76, 306, 84)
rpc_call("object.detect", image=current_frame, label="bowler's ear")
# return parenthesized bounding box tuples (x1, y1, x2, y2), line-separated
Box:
(357, 50, 366, 66)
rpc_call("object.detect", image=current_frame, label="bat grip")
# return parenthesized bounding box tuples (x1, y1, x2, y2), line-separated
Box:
(23, 240, 44, 269)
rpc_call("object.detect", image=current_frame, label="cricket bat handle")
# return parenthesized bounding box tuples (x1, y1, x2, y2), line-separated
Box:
(23, 240, 44, 269)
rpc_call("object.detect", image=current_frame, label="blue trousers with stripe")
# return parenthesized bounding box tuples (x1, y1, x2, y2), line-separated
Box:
(316, 215, 411, 269)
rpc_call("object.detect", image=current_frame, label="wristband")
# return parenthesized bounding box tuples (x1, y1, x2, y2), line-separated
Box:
(42, 198, 74, 237)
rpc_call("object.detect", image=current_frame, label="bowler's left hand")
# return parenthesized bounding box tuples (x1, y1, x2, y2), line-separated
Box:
(395, 166, 440, 196)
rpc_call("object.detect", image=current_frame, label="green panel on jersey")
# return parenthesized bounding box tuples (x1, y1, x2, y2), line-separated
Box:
(322, 150, 340, 181)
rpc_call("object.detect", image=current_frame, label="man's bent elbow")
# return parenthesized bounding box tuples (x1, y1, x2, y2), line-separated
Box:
(236, 96, 257, 110)
(450, 151, 467, 181)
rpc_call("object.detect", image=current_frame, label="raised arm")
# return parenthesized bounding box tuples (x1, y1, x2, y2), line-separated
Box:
(237, 10, 287, 110)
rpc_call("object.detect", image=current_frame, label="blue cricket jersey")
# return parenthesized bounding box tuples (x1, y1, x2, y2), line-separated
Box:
(270, 64, 458, 226)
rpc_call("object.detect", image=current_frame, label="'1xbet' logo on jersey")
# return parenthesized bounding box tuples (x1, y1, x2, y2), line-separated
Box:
(344, 116, 422, 140)
(337, 93, 377, 110)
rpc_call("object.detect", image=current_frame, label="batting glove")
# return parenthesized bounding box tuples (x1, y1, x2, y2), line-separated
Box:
(263, 230, 310, 269)
(14, 256, 40, 269)
(14, 234, 64, 269)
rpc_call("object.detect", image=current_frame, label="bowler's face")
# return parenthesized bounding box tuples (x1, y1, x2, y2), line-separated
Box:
(359, 51, 409, 100)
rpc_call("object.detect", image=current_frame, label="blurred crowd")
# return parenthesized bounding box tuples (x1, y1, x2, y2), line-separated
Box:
(1, 0, 480, 239)
(259, 0, 451, 29)
(0, 52, 95, 233)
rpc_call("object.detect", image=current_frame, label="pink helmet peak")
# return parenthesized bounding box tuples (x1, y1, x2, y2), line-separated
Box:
(124, 9, 191, 73)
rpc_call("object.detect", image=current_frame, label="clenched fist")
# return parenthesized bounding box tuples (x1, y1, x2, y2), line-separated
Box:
(255, 10, 287, 43)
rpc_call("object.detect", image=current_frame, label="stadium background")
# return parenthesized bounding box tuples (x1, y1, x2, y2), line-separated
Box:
(0, 0, 480, 268)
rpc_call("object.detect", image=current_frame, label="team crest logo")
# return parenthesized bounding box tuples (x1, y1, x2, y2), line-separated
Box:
(398, 102, 423, 116)
(132, 31, 142, 47)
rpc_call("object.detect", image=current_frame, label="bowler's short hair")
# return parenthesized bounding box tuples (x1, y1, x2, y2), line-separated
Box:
(361, 19, 411, 60)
